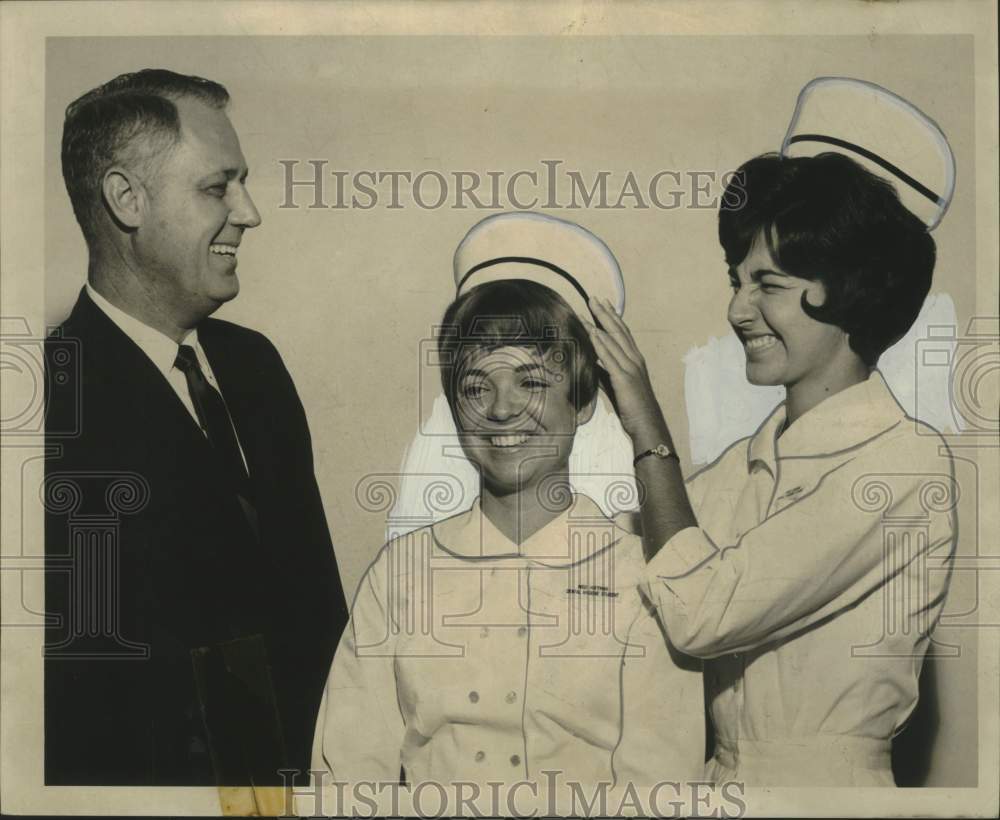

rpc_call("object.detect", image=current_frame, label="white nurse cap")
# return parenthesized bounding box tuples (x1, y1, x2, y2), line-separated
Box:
(453, 211, 626, 321)
(781, 77, 955, 231)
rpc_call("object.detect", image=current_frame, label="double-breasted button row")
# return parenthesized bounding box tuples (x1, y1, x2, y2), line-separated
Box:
(473, 751, 522, 767)
(478, 625, 530, 637)
(468, 690, 519, 704)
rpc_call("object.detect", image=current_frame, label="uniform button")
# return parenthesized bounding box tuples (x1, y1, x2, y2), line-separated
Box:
(480, 626, 490, 638)
(468, 691, 479, 703)
(505, 691, 517, 704)
(510, 754, 521, 766)
(517, 626, 527, 637)
(475, 751, 486, 762)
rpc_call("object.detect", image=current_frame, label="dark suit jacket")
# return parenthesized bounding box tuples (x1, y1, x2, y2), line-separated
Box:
(44, 288, 347, 786)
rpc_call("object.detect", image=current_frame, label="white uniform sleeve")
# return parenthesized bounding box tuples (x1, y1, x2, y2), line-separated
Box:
(645, 436, 956, 658)
(311, 545, 406, 783)
(612, 594, 705, 785)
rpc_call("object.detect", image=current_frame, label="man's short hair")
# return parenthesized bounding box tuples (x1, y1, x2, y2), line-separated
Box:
(438, 279, 599, 419)
(61, 68, 230, 242)
(718, 152, 937, 367)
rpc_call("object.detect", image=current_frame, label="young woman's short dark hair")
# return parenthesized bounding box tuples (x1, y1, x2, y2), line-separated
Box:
(438, 279, 599, 415)
(62, 69, 230, 242)
(718, 152, 936, 367)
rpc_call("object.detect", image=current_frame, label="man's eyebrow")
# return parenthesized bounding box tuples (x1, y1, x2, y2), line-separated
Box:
(200, 167, 249, 183)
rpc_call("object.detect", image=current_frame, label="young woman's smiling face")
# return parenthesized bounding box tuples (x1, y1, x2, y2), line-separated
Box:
(453, 344, 593, 499)
(727, 232, 852, 392)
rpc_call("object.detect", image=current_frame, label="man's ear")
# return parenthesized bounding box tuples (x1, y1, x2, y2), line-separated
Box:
(101, 167, 146, 230)
(576, 391, 598, 426)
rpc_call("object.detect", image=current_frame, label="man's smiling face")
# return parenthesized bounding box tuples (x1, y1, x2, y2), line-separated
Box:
(133, 96, 261, 327)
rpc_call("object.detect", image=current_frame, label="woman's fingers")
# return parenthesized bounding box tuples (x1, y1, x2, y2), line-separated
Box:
(589, 298, 642, 365)
(587, 323, 637, 379)
(604, 301, 641, 353)
(586, 323, 628, 374)
(603, 297, 640, 348)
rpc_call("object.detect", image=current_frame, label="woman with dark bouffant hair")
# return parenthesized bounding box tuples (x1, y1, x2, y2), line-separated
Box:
(586, 78, 958, 786)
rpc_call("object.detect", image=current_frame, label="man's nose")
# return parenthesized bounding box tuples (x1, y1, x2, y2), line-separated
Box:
(230, 184, 262, 229)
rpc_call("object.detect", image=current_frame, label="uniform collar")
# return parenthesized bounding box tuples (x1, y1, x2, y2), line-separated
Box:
(86, 283, 202, 379)
(747, 371, 906, 471)
(431, 493, 623, 566)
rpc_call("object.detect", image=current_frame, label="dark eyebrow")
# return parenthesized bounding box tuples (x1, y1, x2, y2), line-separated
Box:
(750, 268, 790, 281)
(460, 362, 552, 379)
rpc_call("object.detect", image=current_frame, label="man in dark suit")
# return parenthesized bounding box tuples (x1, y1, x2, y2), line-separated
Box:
(44, 69, 347, 786)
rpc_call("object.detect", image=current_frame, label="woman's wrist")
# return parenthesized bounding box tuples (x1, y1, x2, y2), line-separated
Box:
(628, 414, 674, 455)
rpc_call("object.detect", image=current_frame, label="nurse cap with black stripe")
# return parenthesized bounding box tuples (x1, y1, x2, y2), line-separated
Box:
(453, 211, 625, 321)
(781, 77, 956, 231)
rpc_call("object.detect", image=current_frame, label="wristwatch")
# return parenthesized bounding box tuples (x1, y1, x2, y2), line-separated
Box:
(633, 443, 677, 467)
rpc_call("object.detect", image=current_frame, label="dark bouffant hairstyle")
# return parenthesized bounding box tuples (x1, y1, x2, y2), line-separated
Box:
(438, 279, 599, 417)
(719, 152, 936, 366)
(62, 68, 229, 241)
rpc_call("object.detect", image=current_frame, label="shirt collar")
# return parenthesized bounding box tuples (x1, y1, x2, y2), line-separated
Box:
(431, 493, 623, 566)
(86, 283, 201, 379)
(748, 371, 906, 470)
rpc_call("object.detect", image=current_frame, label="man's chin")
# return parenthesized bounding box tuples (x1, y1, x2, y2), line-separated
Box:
(193, 288, 239, 323)
(208, 278, 241, 306)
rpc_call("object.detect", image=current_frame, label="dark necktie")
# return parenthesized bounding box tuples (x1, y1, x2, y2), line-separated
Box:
(174, 345, 258, 536)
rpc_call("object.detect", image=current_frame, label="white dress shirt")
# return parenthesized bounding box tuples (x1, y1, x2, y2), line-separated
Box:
(85, 284, 247, 468)
(644, 372, 957, 786)
(312, 493, 704, 793)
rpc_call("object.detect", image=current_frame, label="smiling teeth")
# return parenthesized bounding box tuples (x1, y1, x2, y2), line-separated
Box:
(490, 434, 530, 447)
(210, 244, 237, 256)
(745, 335, 778, 351)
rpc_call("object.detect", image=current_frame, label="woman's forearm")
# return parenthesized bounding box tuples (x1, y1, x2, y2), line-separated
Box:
(630, 417, 698, 562)
(583, 297, 699, 561)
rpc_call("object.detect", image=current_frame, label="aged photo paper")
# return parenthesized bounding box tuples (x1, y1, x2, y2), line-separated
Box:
(1, 1, 997, 816)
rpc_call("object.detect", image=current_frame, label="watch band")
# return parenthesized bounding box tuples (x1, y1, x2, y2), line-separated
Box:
(633, 443, 677, 467)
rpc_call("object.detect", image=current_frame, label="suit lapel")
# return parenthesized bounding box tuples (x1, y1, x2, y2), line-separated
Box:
(69, 289, 226, 473)
(68, 291, 261, 547)
(198, 322, 261, 478)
